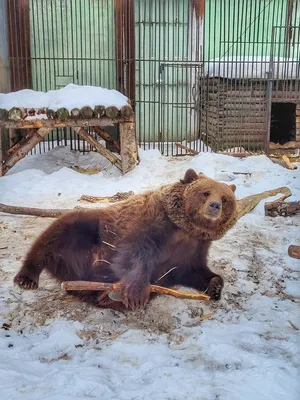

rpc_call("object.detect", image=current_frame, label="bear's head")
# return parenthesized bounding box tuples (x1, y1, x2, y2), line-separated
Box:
(161, 168, 237, 240)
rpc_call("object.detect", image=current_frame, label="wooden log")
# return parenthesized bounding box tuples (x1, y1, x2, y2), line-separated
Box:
(175, 142, 199, 155)
(61, 281, 211, 301)
(7, 129, 36, 156)
(264, 200, 300, 217)
(9, 128, 22, 147)
(46, 109, 56, 119)
(8, 107, 26, 121)
(0, 117, 126, 129)
(281, 154, 297, 170)
(94, 105, 105, 119)
(56, 108, 69, 121)
(120, 104, 133, 118)
(80, 106, 94, 119)
(72, 127, 122, 171)
(105, 106, 119, 120)
(0, 109, 8, 119)
(93, 126, 121, 152)
(0, 203, 74, 218)
(2, 128, 52, 175)
(119, 120, 139, 174)
(237, 187, 292, 219)
(288, 245, 300, 259)
(70, 108, 81, 119)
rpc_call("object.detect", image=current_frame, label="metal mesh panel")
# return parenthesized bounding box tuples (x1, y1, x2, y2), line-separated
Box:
(1, 0, 300, 156)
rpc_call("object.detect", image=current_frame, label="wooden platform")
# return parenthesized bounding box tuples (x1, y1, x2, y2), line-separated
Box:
(0, 105, 139, 176)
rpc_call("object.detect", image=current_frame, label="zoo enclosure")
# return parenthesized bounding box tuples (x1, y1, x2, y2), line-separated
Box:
(0, 0, 300, 155)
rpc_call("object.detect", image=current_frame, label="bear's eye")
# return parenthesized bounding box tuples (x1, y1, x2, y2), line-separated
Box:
(203, 191, 210, 197)
(222, 196, 227, 203)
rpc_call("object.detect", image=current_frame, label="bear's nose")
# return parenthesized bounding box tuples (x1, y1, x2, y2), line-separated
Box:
(209, 201, 221, 210)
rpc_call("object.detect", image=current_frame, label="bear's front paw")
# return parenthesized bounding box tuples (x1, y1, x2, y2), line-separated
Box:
(207, 276, 224, 301)
(14, 274, 39, 290)
(121, 281, 151, 311)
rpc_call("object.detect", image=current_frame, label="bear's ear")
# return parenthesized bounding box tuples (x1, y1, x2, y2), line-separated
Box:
(228, 184, 236, 193)
(180, 168, 198, 184)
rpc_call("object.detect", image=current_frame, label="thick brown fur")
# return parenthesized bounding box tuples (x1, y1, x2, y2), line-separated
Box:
(14, 169, 237, 310)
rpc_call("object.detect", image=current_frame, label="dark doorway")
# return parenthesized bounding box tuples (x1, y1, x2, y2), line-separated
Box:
(270, 103, 296, 144)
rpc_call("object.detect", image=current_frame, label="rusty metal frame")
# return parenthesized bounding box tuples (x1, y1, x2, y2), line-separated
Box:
(7, 0, 31, 91)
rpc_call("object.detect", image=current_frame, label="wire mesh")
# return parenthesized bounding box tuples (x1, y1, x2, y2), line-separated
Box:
(1, 0, 299, 157)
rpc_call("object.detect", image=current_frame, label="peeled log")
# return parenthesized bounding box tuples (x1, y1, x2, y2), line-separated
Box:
(56, 108, 69, 121)
(237, 187, 292, 219)
(120, 104, 133, 118)
(46, 109, 56, 119)
(265, 201, 300, 217)
(71, 108, 81, 118)
(94, 105, 105, 119)
(105, 106, 119, 120)
(8, 107, 26, 121)
(80, 106, 94, 119)
(288, 245, 300, 259)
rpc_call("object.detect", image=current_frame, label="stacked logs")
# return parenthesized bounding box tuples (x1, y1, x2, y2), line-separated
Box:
(0, 103, 134, 122)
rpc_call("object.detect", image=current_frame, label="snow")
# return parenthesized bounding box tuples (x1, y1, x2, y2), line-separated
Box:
(0, 147, 300, 400)
(0, 83, 129, 111)
(204, 56, 300, 79)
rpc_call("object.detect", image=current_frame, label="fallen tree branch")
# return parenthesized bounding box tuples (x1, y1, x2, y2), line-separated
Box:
(0, 203, 75, 218)
(288, 245, 300, 259)
(61, 281, 210, 301)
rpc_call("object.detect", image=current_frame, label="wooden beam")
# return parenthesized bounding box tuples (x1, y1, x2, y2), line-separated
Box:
(93, 126, 121, 153)
(2, 128, 52, 175)
(72, 127, 123, 171)
(0, 117, 129, 130)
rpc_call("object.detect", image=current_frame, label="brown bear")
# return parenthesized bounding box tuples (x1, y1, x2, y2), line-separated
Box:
(13, 169, 237, 310)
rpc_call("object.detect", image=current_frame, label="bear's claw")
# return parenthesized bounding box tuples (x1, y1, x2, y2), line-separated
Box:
(207, 276, 223, 301)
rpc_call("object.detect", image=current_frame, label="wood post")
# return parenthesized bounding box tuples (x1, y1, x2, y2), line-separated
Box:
(119, 119, 139, 174)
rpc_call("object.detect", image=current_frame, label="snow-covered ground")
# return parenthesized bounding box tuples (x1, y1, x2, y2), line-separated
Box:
(0, 147, 299, 400)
